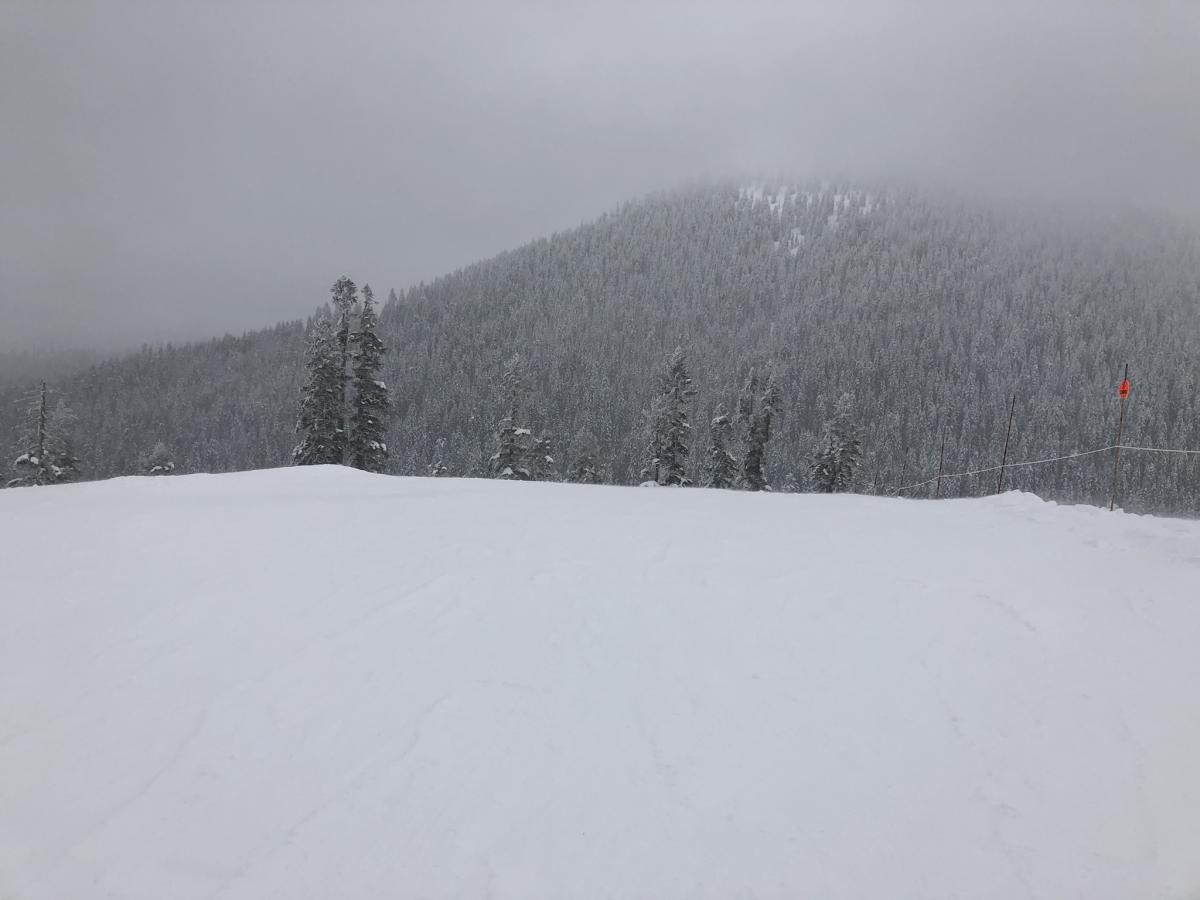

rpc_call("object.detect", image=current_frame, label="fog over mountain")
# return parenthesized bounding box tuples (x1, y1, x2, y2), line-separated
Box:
(3, 0, 1198, 350)
(3, 182, 1197, 512)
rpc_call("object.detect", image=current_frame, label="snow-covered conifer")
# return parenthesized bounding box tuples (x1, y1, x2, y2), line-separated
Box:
(293, 317, 345, 465)
(8, 383, 80, 487)
(529, 432, 555, 481)
(809, 392, 862, 493)
(490, 416, 531, 480)
(45, 399, 81, 483)
(642, 346, 696, 486)
(490, 354, 532, 480)
(330, 276, 357, 447)
(428, 438, 448, 476)
(348, 284, 390, 473)
(566, 428, 604, 484)
(741, 370, 779, 491)
(141, 442, 176, 475)
(706, 404, 738, 489)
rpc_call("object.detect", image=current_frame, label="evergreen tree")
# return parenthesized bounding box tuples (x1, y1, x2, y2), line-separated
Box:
(428, 438, 449, 476)
(490, 416, 532, 480)
(8, 383, 80, 487)
(348, 284, 390, 473)
(45, 399, 81, 483)
(497, 353, 526, 418)
(736, 370, 759, 487)
(642, 345, 696, 486)
(741, 370, 780, 491)
(566, 428, 604, 484)
(809, 392, 862, 493)
(706, 404, 738, 488)
(529, 432, 556, 481)
(490, 354, 532, 480)
(737, 369, 760, 431)
(330, 276, 358, 451)
(140, 441, 176, 475)
(293, 317, 344, 465)
(641, 395, 667, 485)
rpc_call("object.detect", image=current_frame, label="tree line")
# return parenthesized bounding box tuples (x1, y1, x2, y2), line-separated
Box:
(7, 311, 863, 496)
(292, 300, 864, 494)
(5, 380, 174, 485)
(3, 182, 1198, 512)
(636, 345, 860, 492)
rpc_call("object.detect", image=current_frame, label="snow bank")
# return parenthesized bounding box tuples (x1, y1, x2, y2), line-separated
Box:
(2, 468, 1199, 899)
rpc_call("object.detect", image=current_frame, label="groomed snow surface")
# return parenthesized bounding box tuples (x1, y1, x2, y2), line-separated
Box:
(2, 467, 1199, 899)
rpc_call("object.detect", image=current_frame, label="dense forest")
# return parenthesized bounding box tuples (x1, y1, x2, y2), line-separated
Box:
(3, 182, 1199, 514)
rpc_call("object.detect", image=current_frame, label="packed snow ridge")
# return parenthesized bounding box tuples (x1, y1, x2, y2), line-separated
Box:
(2, 467, 1199, 899)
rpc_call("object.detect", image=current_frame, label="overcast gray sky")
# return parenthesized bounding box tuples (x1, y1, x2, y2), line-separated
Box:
(2, 0, 1198, 351)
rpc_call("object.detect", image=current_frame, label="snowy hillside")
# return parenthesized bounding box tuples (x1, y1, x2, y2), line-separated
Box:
(9, 183, 1200, 515)
(2, 468, 1199, 899)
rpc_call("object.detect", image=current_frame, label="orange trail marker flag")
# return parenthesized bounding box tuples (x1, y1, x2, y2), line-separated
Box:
(1110, 364, 1130, 510)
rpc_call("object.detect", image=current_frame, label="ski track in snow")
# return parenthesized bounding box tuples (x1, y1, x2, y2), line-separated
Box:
(1, 467, 1199, 899)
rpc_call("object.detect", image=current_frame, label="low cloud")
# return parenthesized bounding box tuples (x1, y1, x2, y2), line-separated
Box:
(3, 0, 1197, 350)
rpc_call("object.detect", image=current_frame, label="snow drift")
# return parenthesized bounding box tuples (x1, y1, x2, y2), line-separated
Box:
(1, 467, 1199, 899)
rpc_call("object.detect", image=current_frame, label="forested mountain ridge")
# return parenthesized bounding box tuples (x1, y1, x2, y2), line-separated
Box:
(4, 181, 1199, 513)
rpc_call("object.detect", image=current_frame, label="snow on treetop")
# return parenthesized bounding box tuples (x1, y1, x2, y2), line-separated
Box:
(736, 182, 880, 222)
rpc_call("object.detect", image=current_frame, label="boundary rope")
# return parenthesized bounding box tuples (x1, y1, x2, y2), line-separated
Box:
(1113, 444, 1200, 456)
(890, 443, 1200, 496)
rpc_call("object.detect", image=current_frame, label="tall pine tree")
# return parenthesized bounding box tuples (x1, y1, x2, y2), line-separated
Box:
(706, 404, 738, 488)
(490, 416, 531, 480)
(809, 391, 862, 493)
(528, 432, 556, 481)
(8, 383, 80, 487)
(566, 427, 604, 484)
(293, 317, 344, 466)
(330, 276, 358, 455)
(642, 345, 696, 486)
(740, 369, 780, 491)
(490, 354, 533, 480)
(348, 284, 390, 473)
(428, 437, 449, 477)
(45, 398, 81, 483)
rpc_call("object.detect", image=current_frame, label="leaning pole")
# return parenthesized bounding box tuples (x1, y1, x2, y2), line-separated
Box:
(1109, 365, 1130, 512)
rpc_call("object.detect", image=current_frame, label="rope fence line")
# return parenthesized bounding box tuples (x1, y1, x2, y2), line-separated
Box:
(1111, 444, 1200, 456)
(890, 444, 1200, 497)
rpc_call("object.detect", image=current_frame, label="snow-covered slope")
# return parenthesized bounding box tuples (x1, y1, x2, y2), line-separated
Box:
(2, 468, 1199, 899)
